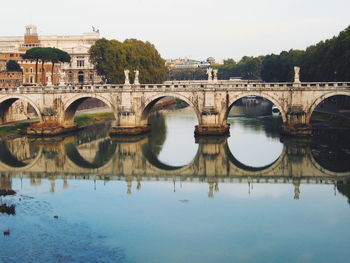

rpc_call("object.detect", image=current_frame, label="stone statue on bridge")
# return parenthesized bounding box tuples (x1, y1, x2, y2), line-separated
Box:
(207, 68, 213, 82)
(124, 70, 130, 85)
(294, 66, 301, 83)
(213, 69, 218, 83)
(59, 70, 66, 86)
(134, 70, 140, 85)
(47, 72, 52, 86)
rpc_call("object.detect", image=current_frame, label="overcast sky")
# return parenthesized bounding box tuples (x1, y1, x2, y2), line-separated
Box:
(1, 0, 349, 61)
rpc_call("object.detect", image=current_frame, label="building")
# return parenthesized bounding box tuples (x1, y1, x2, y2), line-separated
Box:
(206, 57, 216, 65)
(0, 71, 22, 88)
(166, 58, 211, 69)
(0, 52, 21, 71)
(0, 25, 102, 85)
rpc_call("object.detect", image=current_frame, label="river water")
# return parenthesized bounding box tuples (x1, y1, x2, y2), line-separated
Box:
(1, 103, 350, 263)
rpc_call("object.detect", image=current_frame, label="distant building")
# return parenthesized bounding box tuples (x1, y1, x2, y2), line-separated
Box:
(0, 71, 22, 88)
(0, 25, 102, 85)
(166, 58, 210, 69)
(206, 57, 215, 65)
(0, 52, 21, 71)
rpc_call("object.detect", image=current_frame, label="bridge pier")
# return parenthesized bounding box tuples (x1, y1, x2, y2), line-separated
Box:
(109, 110, 151, 136)
(195, 107, 230, 136)
(27, 123, 79, 136)
(110, 125, 150, 136)
(194, 124, 230, 136)
(281, 106, 312, 136)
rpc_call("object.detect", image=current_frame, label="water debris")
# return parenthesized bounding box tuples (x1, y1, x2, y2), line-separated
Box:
(0, 204, 16, 215)
(179, 200, 189, 203)
(0, 190, 16, 196)
(53, 215, 59, 219)
(3, 229, 10, 236)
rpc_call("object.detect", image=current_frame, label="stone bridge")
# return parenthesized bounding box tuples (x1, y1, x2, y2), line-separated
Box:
(0, 135, 349, 198)
(0, 76, 350, 136)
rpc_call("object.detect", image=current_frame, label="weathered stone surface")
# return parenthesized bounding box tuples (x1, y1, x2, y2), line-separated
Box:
(0, 81, 349, 136)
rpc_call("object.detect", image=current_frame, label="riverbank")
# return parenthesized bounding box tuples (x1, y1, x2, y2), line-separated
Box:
(74, 112, 114, 126)
(311, 111, 350, 130)
(0, 123, 32, 139)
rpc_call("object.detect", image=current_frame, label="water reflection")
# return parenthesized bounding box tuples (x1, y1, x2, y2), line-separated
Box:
(2, 109, 350, 263)
(0, 118, 349, 200)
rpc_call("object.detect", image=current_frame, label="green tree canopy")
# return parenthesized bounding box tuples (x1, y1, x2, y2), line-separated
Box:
(89, 38, 168, 84)
(22, 47, 71, 85)
(6, 60, 22, 72)
(168, 68, 207, 81)
(215, 56, 263, 80)
(216, 25, 350, 82)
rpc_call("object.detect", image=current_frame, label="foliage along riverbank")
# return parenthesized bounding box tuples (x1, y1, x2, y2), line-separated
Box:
(170, 25, 350, 82)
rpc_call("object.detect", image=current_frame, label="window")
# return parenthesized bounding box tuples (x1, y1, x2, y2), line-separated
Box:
(77, 60, 85, 68)
(68, 71, 73, 82)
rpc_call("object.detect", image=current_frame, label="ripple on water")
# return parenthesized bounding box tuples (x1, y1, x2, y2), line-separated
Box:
(0, 195, 126, 263)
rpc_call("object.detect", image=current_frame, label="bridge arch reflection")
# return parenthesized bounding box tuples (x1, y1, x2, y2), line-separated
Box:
(224, 142, 285, 173)
(0, 138, 42, 170)
(0, 133, 349, 181)
(65, 137, 117, 170)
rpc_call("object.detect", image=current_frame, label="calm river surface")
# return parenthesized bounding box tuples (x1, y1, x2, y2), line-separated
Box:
(1, 103, 350, 263)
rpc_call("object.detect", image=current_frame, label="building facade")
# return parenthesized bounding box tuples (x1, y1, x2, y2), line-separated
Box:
(0, 25, 102, 86)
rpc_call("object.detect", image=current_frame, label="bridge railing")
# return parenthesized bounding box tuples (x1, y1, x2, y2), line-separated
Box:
(0, 81, 350, 93)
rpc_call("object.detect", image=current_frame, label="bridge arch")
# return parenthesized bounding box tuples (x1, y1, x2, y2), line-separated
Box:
(0, 95, 43, 123)
(306, 91, 350, 122)
(140, 93, 200, 125)
(62, 94, 116, 125)
(222, 93, 287, 124)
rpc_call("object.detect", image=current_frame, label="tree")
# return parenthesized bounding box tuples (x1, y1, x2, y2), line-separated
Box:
(48, 48, 71, 83)
(6, 60, 22, 72)
(168, 68, 207, 80)
(23, 47, 71, 85)
(22, 47, 42, 83)
(215, 56, 263, 80)
(219, 25, 350, 82)
(89, 38, 168, 84)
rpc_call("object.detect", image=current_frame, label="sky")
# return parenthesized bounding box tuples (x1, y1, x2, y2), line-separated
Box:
(1, 0, 349, 61)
